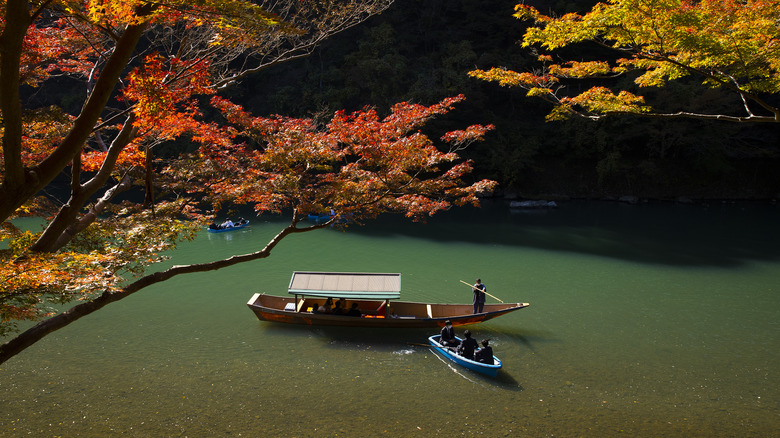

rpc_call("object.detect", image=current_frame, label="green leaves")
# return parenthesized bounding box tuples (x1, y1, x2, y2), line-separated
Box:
(474, 0, 780, 122)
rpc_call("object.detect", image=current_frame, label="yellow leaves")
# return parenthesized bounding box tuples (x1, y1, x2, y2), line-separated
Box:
(566, 87, 649, 115)
(475, 1, 780, 120)
(85, 0, 150, 25)
(468, 68, 557, 89)
(548, 61, 613, 78)
(526, 87, 554, 97)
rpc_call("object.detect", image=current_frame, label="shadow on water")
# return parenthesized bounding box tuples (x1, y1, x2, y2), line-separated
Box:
(425, 347, 525, 391)
(260, 323, 442, 350)
(286, 199, 780, 268)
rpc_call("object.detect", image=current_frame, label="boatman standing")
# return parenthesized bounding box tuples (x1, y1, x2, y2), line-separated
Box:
(472, 278, 486, 314)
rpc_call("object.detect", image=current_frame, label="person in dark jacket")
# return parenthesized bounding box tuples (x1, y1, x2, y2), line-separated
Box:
(347, 302, 361, 317)
(440, 320, 460, 347)
(457, 330, 479, 360)
(475, 339, 494, 365)
(472, 278, 486, 314)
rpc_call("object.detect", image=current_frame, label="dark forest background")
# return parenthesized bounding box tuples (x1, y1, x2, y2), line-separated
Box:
(224, 0, 780, 201)
(33, 0, 779, 201)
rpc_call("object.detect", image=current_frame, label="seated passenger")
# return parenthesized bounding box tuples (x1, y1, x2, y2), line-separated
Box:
(332, 301, 345, 315)
(474, 339, 494, 365)
(457, 330, 478, 360)
(440, 320, 460, 347)
(318, 297, 333, 313)
(347, 303, 361, 317)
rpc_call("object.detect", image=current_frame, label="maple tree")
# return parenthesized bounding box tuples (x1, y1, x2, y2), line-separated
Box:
(469, 0, 780, 123)
(0, 1, 497, 364)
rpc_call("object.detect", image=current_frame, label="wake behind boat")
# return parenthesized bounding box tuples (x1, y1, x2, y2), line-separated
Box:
(246, 271, 530, 328)
(428, 334, 502, 377)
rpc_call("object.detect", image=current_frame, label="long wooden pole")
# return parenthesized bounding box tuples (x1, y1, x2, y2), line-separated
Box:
(459, 280, 504, 303)
(407, 342, 431, 347)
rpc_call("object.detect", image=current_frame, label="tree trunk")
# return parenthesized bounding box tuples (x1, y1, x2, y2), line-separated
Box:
(0, 21, 150, 222)
(0, 0, 33, 205)
(144, 144, 155, 210)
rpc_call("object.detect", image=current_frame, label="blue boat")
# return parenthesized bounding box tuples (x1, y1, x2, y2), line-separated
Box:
(428, 334, 502, 378)
(306, 213, 334, 224)
(207, 219, 250, 233)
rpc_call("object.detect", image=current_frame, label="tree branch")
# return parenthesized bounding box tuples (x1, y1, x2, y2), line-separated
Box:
(0, 19, 150, 222)
(0, 219, 329, 364)
(30, 115, 138, 253)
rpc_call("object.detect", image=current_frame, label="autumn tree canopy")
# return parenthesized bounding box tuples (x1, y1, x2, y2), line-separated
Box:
(470, 0, 780, 123)
(1, 0, 497, 364)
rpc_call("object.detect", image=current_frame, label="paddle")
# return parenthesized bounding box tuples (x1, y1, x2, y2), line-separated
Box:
(406, 342, 431, 347)
(459, 280, 504, 303)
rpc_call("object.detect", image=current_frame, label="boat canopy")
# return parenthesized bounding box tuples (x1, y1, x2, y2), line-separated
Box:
(288, 271, 401, 300)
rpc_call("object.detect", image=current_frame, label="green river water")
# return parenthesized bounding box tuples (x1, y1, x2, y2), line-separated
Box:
(1, 200, 778, 437)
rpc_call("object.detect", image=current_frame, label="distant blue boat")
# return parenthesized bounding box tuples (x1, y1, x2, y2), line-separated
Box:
(207, 219, 250, 233)
(307, 213, 334, 224)
(428, 334, 502, 378)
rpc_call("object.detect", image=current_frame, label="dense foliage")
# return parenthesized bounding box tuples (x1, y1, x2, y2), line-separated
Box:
(243, 0, 780, 198)
(1, 0, 499, 363)
(472, 0, 780, 123)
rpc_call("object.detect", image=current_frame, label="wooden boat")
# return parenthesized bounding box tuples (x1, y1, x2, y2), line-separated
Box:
(428, 334, 502, 377)
(246, 272, 529, 328)
(207, 219, 249, 233)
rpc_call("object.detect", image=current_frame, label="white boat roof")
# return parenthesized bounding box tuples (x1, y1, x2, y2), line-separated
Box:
(288, 271, 401, 300)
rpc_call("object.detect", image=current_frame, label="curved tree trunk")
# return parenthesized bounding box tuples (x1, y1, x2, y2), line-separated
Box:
(0, 21, 149, 222)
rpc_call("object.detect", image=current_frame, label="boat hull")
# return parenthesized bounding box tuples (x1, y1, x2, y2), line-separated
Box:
(207, 223, 249, 233)
(428, 335, 502, 377)
(246, 293, 529, 329)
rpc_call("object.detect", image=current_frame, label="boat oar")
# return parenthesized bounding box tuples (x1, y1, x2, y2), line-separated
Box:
(407, 342, 431, 347)
(459, 280, 504, 303)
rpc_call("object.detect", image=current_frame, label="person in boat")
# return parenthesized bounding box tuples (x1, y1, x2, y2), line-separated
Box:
(440, 320, 460, 347)
(318, 297, 333, 313)
(457, 330, 479, 360)
(474, 339, 494, 365)
(221, 219, 234, 228)
(332, 300, 345, 315)
(311, 302, 320, 314)
(347, 302, 361, 317)
(472, 278, 486, 314)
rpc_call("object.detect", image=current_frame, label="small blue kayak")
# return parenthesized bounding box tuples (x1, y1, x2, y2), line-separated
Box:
(428, 334, 502, 378)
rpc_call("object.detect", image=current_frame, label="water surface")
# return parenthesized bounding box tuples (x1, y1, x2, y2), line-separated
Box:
(1, 201, 778, 436)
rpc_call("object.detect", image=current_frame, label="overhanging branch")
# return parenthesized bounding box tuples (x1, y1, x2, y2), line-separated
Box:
(0, 219, 326, 365)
